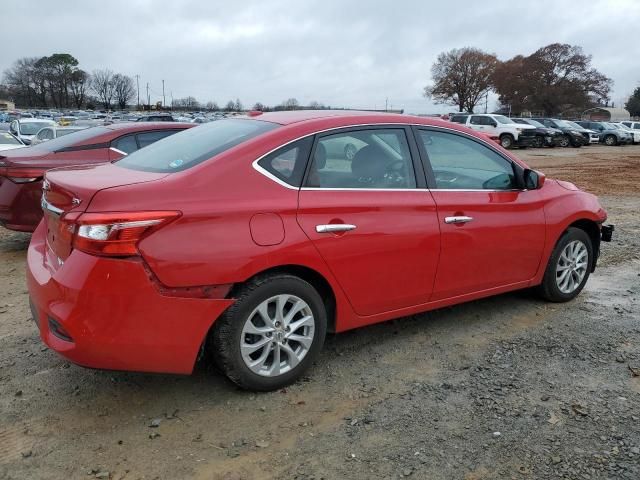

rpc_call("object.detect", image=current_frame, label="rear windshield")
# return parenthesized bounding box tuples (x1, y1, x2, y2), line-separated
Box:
(117, 119, 278, 173)
(27, 126, 111, 152)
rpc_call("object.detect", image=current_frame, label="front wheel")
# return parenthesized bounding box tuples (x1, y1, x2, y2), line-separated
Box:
(538, 227, 593, 302)
(534, 136, 545, 148)
(210, 274, 327, 391)
(559, 135, 570, 147)
(604, 135, 617, 146)
(500, 134, 514, 149)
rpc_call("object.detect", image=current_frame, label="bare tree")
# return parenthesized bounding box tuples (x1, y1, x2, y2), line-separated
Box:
(91, 69, 116, 109)
(112, 74, 135, 110)
(280, 98, 299, 110)
(69, 69, 88, 108)
(424, 47, 498, 112)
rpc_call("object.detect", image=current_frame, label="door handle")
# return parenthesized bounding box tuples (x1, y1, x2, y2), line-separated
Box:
(316, 224, 357, 233)
(444, 216, 473, 224)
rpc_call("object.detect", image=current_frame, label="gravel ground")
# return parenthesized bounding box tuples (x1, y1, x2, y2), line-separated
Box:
(0, 145, 638, 480)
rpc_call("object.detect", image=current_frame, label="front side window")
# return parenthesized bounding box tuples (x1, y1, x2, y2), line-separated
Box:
(257, 137, 313, 187)
(118, 119, 278, 173)
(305, 129, 416, 189)
(419, 130, 517, 190)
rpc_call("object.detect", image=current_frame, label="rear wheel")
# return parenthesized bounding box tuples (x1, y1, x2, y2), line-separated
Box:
(500, 134, 514, 149)
(210, 274, 327, 391)
(538, 227, 593, 302)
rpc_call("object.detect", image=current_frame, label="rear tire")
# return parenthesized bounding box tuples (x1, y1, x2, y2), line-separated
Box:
(538, 227, 593, 302)
(210, 274, 327, 391)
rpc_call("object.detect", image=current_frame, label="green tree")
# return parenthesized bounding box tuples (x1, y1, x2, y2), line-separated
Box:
(493, 43, 612, 116)
(625, 87, 640, 117)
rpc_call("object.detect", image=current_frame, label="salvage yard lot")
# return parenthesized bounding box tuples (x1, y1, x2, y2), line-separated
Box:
(1, 145, 639, 480)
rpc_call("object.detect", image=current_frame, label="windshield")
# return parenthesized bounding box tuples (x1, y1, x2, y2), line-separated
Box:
(27, 126, 110, 152)
(0, 132, 21, 145)
(604, 123, 620, 130)
(526, 119, 545, 128)
(118, 119, 278, 173)
(19, 122, 53, 135)
(493, 115, 514, 124)
(554, 120, 573, 128)
(565, 121, 583, 129)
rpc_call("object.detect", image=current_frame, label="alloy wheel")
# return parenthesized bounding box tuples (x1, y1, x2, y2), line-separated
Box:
(240, 294, 315, 377)
(555, 240, 588, 294)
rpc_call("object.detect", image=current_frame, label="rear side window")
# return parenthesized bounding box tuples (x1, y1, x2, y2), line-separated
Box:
(257, 137, 313, 187)
(112, 134, 138, 154)
(304, 128, 416, 189)
(137, 130, 176, 148)
(117, 119, 278, 173)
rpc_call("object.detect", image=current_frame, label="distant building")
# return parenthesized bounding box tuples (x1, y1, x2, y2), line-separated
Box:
(0, 99, 15, 110)
(583, 107, 630, 122)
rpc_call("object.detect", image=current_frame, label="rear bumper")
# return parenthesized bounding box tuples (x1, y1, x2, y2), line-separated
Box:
(27, 222, 234, 374)
(0, 177, 42, 232)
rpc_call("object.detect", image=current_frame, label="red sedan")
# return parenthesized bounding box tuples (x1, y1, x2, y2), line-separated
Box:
(0, 122, 193, 231)
(27, 111, 613, 391)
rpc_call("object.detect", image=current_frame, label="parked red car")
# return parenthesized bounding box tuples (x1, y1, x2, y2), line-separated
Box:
(0, 122, 193, 231)
(27, 111, 613, 390)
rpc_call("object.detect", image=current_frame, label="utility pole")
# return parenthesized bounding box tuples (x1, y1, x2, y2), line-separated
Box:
(135, 75, 140, 110)
(146, 82, 150, 110)
(484, 92, 488, 114)
(162, 80, 165, 109)
(385, 97, 388, 112)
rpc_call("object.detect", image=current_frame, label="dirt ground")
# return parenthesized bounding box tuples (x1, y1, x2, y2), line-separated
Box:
(1, 145, 639, 480)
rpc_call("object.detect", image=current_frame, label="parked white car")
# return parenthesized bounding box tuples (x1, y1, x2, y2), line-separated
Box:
(8, 118, 56, 145)
(30, 125, 89, 145)
(0, 131, 26, 152)
(615, 122, 640, 144)
(449, 113, 537, 149)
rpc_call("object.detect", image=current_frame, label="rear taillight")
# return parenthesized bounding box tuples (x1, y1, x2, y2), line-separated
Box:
(72, 211, 180, 257)
(3, 168, 45, 183)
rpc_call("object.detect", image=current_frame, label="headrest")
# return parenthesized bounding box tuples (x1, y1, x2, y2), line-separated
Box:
(351, 145, 386, 181)
(314, 143, 327, 170)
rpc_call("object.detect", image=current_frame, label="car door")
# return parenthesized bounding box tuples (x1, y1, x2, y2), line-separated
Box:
(468, 115, 487, 133)
(414, 127, 546, 300)
(296, 126, 440, 317)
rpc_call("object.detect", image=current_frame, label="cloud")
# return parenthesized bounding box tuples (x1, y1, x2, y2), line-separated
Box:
(2, 0, 638, 112)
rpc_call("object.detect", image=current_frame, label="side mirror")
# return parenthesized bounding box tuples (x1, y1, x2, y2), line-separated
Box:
(524, 169, 546, 190)
(490, 121, 497, 127)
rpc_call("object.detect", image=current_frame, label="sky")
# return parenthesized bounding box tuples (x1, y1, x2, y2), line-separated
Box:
(2, 0, 639, 113)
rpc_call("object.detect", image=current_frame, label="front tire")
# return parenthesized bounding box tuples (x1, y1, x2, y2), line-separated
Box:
(604, 134, 617, 146)
(534, 136, 545, 148)
(500, 134, 514, 149)
(559, 135, 570, 147)
(538, 227, 593, 302)
(210, 274, 327, 391)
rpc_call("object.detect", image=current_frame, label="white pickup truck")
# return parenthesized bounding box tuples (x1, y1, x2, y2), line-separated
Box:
(449, 113, 537, 149)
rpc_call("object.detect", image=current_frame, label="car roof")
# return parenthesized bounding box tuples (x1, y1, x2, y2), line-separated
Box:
(103, 122, 193, 131)
(248, 110, 414, 126)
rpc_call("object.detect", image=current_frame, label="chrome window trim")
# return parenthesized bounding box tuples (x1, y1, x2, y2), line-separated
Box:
(251, 122, 522, 192)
